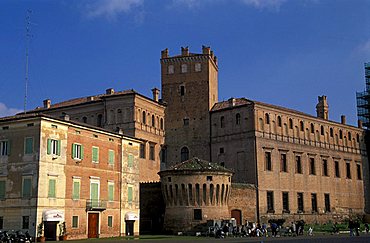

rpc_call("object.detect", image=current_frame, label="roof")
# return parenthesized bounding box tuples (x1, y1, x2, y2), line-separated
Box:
(211, 98, 252, 111)
(166, 157, 233, 173)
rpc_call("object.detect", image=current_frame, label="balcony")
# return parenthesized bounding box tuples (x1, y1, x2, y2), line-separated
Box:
(86, 199, 107, 211)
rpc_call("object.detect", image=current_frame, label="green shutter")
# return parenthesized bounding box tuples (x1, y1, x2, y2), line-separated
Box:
(81, 145, 84, 159)
(25, 138, 33, 154)
(73, 181, 80, 200)
(128, 154, 133, 167)
(108, 216, 113, 227)
(47, 139, 52, 155)
(72, 144, 76, 158)
(108, 184, 114, 201)
(92, 147, 98, 162)
(0, 181, 5, 199)
(22, 178, 31, 198)
(108, 150, 114, 165)
(128, 187, 133, 203)
(48, 179, 56, 198)
(72, 216, 78, 228)
(57, 140, 61, 156)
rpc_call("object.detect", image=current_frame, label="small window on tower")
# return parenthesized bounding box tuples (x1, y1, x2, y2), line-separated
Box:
(183, 118, 189, 126)
(181, 64, 188, 73)
(168, 65, 174, 74)
(195, 63, 201, 72)
(180, 85, 185, 96)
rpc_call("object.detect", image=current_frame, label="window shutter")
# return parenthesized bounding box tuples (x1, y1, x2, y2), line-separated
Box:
(92, 147, 98, 162)
(72, 144, 76, 159)
(108, 184, 114, 201)
(57, 140, 61, 156)
(108, 150, 114, 165)
(128, 154, 133, 167)
(22, 178, 31, 198)
(81, 145, 84, 159)
(48, 179, 56, 198)
(128, 187, 133, 203)
(0, 181, 5, 199)
(47, 139, 51, 155)
(25, 138, 33, 154)
(73, 181, 80, 199)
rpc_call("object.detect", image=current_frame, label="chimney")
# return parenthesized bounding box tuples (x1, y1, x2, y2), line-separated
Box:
(87, 96, 94, 101)
(161, 48, 169, 58)
(63, 114, 70, 121)
(181, 46, 189, 56)
(316, 95, 329, 120)
(228, 98, 236, 107)
(152, 88, 160, 102)
(43, 99, 51, 109)
(202, 45, 211, 55)
(106, 88, 115, 95)
(341, 115, 346, 124)
(358, 119, 363, 129)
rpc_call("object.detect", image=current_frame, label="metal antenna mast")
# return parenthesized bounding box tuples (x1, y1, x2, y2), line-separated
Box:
(24, 9, 32, 114)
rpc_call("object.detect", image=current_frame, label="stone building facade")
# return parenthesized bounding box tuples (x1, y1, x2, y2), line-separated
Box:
(158, 158, 233, 232)
(0, 114, 141, 239)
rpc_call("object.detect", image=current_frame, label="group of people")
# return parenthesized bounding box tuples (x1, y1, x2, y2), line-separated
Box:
(347, 220, 369, 236)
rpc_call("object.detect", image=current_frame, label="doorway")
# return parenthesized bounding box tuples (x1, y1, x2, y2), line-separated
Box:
(125, 220, 134, 236)
(88, 213, 99, 238)
(231, 209, 242, 225)
(44, 221, 57, 241)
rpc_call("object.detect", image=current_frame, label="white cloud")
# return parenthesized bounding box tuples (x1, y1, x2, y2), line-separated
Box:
(86, 0, 144, 20)
(171, 0, 202, 9)
(0, 103, 22, 118)
(241, 0, 288, 10)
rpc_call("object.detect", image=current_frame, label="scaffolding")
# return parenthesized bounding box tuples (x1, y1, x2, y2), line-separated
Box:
(356, 62, 370, 129)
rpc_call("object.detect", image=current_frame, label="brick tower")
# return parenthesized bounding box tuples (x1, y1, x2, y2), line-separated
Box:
(161, 46, 218, 166)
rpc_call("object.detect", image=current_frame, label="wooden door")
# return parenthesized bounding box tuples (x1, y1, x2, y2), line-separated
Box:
(44, 221, 57, 241)
(88, 213, 99, 238)
(231, 209, 242, 225)
(125, 220, 134, 236)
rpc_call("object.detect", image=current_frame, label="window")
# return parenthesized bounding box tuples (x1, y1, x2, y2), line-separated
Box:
(140, 144, 146, 159)
(346, 162, 351, 179)
(183, 118, 189, 126)
(72, 143, 83, 160)
(108, 216, 113, 227)
(265, 152, 272, 171)
(311, 193, 318, 213)
(297, 192, 304, 212)
(320, 126, 324, 135)
(339, 130, 343, 139)
(181, 64, 187, 73)
(289, 119, 293, 129)
(322, 159, 328, 176)
(265, 113, 270, 124)
(334, 161, 340, 178)
(24, 137, 33, 154)
(92, 147, 99, 163)
(219, 147, 224, 154)
(72, 179, 80, 200)
(160, 118, 164, 130)
(357, 164, 362, 180)
(277, 116, 282, 127)
(324, 194, 330, 212)
(151, 114, 155, 127)
(82, 117, 87, 123)
(142, 111, 146, 124)
(72, 216, 78, 228)
(0, 140, 9, 156)
(0, 217, 3, 230)
(167, 177, 171, 182)
(282, 192, 289, 213)
(220, 116, 225, 128)
(310, 123, 314, 133)
(149, 145, 155, 161)
(194, 209, 202, 220)
(348, 132, 352, 140)
(22, 177, 32, 198)
(168, 65, 174, 74)
(90, 180, 100, 206)
(236, 113, 241, 125)
(22, 216, 29, 229)
(180, 85, 185, 96)
(300, 121, 304, 131)
(97, 114, 103, 127)
(181, 147, 189, 162)
(309, 158, 316, 175)
(48, 178, 56, 198)
(47, 139, 60, 156)
(356, 134, 360, 142)
(128, 186, 133, 204)
(108, 182, 114, 202)
(128, 154, 134, 167)
(195, 63, 201, 72)
(280, 153, 287, 172)
(267, 191, 274, 213)
(296, 155, 302, 174)
(0, 181, 5, 199)
(108, 150, 114, 165)
(330, 128, 334, 137)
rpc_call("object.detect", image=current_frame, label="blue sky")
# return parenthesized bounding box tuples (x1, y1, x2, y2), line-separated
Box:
(1, 0, 370, 126)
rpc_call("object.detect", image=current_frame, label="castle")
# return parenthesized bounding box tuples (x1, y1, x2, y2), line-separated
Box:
(0, 46, 367, 239)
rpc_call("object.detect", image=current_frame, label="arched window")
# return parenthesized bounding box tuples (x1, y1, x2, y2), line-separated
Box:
(356, 133, 360, 142)
(181, 147, 189, 162)
(82, 116, 87, 123)
(97, 114, 103, 127)
(277, 116, 282, 127)
(220, 116, 225, 128)
(265, 113, 270, 124)
(348, 132, 352, 141)
(300, 121, 304, 131)
(151, 114, 155, 127)
(310, 123, 314, 133)
(289, 119, 293, 129)
(321, 126, 324, 135)
(339, 130, 343, 139)
(330, 128, 334, 137)
(160, 118, 164, 130)
(236, 113, 241, 125)
(142, 111, 146, 124)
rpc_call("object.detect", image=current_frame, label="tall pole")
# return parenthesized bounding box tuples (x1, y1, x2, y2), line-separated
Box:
(24, 9, 32, 114)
